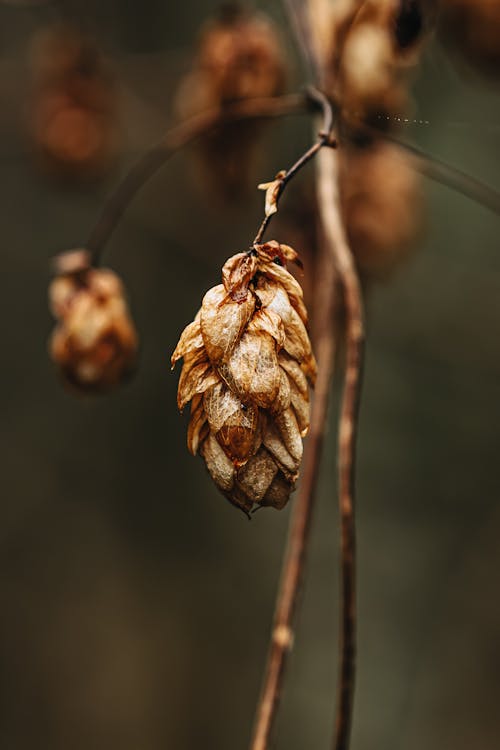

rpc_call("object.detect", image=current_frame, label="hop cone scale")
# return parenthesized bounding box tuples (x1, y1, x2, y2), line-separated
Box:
(172, 241, 317, 514)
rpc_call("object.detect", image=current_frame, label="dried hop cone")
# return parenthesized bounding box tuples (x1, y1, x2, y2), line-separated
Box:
(49, 251, 138, 392)
(172, 241, 317, 515)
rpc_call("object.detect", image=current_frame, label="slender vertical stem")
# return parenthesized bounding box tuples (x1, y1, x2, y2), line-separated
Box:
(249, 216, 338, 750)
(316, 144, 364, 750)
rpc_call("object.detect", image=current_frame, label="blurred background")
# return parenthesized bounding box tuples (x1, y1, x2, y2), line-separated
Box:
(0, 1, 499, 749)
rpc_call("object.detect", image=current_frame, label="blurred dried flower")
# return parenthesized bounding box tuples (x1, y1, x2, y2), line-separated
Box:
(172, 241, 317, 514)
(327, 0, 435, 131)
(174, 6, 286, 199)
(439, 0, 500, 77)
(49, 251, 138, 392)
(339, 141, 422, 277)
(29, 24, 118, 180)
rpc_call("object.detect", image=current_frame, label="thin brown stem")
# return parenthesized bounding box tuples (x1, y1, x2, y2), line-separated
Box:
(389, 136, 500, 216)
(86, 93, 312, 265)
(253, 87, 335, 246)
(249, 202, 338, 750)
(316, 141, 364, 750)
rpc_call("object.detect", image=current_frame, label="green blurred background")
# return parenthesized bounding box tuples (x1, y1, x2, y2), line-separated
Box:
(0, 1, 499, 748)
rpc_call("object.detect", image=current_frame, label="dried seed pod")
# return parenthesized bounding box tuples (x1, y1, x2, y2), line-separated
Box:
(49, 251, 138, 392)
(439, 0, 500, 78)
(172, 241, 317, 515)
(174, 7, 286, 200)
(339, 141, 423, 277)
(29, 24, 118, 180)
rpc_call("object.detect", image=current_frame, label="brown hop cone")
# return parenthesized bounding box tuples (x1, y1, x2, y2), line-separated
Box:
(49, 251, 138, 392)
(172, 241, 317, 515)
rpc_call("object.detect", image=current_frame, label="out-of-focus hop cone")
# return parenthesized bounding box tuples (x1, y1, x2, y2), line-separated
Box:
(174, 6, 286, 200)
(49, 251, 138, 393)
(29, 24, 118, 180)
(172, 242, 317, 515)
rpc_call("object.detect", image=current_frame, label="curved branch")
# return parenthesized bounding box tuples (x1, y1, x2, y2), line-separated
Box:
(390, 137, 500, 217)
(86, 93, 312, 265)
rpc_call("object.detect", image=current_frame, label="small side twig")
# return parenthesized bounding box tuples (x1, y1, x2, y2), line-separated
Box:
(316, 140, 364, 750)
(253, 88, 335, 246)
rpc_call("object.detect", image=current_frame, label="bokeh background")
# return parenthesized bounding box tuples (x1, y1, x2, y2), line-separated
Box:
(1, 1, 499, 749)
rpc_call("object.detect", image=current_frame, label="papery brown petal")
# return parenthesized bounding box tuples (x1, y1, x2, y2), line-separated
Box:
(275, 407, 303, 463)
(278, 352, 309, 396)
(177, 359, 218, 411)
(282, 305, 314, 368)
(235, 448, 278, 503)
(270, 367, 291, 415)
(247, 308, 285, 349)
(256, 239, 281, 262)
(262, 415, 300, 479)
(254, 275, 279, 308)
(49, 275, 79, 318)
(223, 485, 254, 515)
(289, 379, 310, 437)
(171, 314, 203, 368)
(222, 252, 258, 301)
(260, 471, 293, 510)
(219, 332, 281, 409)
(187, 395, 208, 455)
(260, 259, 308, 323)
(201, 284, 254, 363)
(201, 432, 236, 493)
(203, 383, 258, 465)
(300, 354, 318, 386)
(279, 243, 301, 264)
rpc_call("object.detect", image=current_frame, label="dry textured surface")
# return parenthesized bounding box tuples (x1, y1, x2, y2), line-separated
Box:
(49, 258, 138, 392)
(172, 241, 317, 514)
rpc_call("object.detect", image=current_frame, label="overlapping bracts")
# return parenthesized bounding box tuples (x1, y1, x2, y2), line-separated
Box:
(172, 241, 316, 514)
(49, 261, 137, 392)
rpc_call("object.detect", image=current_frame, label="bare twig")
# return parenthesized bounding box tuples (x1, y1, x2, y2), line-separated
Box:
(86, 94, 313, 265)
(316, 140, 364, 750)
(253, 88, 335, 246)
(391, 137, 500, 217)
(249, 181, 338, 750)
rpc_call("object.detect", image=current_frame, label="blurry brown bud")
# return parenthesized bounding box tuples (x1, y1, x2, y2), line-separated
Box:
(49, 253, 138, 393)
(174, 8, 286, 200)
(172, 241, 317, 515)
(439, 0, 500, 78)
(327, 0, 435, 131)
(339, 21, 411, 128)
(29, 24, 118, 180)
(340, 141, 423, 277)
